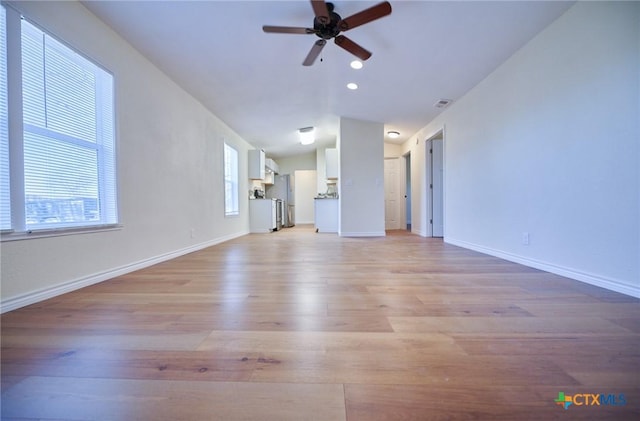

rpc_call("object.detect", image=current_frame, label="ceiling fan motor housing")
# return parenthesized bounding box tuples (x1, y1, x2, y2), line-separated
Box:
(313, 5, 342, 39)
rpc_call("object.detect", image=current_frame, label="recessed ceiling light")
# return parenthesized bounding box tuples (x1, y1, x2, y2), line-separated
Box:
(387, 131, 400, 139)
(347, 82, 358, 90)
(350, 60, 363, 70)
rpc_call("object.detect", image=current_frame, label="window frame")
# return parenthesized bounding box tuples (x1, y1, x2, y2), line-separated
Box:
(223, 142, 239, 217)
(1, 5, 120, 241)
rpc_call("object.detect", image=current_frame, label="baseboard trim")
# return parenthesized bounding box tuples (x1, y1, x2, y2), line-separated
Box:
(0, 230, 249, 313)
(445, 237, 640, 298)
(415, 228, 428, 237)
(339, 231, 386, 237)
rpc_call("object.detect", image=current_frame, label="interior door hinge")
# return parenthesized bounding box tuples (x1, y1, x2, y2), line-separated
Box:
(430, 219, 433, 224)
(430, 184, 433, 189)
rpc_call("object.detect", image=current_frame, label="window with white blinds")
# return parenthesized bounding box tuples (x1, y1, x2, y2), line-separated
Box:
(0, 9, 117, 236)
(224, 143, 239, 217)
(0, 6, 10, 231)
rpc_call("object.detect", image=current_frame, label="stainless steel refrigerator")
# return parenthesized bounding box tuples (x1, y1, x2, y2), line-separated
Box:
(266, 174, 295, 227)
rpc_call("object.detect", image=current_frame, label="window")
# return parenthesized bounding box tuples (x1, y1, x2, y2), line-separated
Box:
(223, 143, 239, 216)
(0, 6, 9, 231)
(1, 7, 117, 236)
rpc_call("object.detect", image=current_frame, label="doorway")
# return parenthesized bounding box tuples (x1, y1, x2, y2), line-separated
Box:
(404, 152, 411, 231)
(426, 132, 444, 237)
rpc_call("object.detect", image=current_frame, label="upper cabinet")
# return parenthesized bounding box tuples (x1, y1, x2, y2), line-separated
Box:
(265, 158, 279, 175)
(326, 148, 338, 179)
(248, 149, 265, 180)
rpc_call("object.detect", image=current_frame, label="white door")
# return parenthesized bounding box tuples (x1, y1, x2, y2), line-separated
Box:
(431, 139, 444, 237)
(384, 158, 401, 230)
(294, 170, 317, 224)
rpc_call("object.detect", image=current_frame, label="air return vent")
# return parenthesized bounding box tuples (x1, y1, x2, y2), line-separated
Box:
(434, 99, 452, 109)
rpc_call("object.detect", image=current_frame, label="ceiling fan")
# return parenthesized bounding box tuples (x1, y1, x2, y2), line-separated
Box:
(263, 0, 392, 66)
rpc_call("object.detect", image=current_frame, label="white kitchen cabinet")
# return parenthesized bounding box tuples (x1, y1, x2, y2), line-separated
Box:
(326, 148, 338, 179)
(265, 158, 279, 175)
(314, 198, 338, 233)
(249, 199, 276, 233)
(248, 149, 265, 180)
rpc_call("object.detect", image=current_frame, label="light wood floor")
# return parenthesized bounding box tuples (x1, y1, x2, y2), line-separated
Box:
(2, 226, 639, 420)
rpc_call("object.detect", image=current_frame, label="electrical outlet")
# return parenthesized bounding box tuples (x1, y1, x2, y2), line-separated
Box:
(522, 232, 530, 245)
(190, 228, 195, 239)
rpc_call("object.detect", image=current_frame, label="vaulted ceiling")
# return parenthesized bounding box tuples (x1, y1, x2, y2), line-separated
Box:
(82, 1, 574, 158)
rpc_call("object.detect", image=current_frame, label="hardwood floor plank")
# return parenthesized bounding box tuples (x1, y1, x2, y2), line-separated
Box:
(2, 348, 260, 382)
(388, 316, 633, 334)
(249, 351, 579, 386)
(197, 331, 464, 355)
(1, 329, 212, 351)
(516, 302, 640, 318)
(2, 377, 346, 421)
(345, 384, 640, 420)
(454, 335, 640, 357)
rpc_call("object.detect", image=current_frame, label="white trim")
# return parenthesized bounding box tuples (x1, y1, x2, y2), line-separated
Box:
(415, 228, 428, 237)
(1, 224, 122, 242)
(339, 231, 386, 237)
(446, 237, 640, 299)
(0, 230, 249, 313)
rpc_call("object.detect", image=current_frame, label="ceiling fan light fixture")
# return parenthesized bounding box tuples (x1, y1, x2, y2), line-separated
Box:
(347, 82, 358, 90)
(299, 126, 315, 145)
(350, 60, 363, 69)
(387, 131, 400, 139)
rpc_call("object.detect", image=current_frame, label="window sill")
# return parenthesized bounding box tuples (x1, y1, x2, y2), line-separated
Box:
(1, 224, 123, 242)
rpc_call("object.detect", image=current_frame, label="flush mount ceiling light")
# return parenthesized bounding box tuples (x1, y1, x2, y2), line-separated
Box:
(298, 126, 315, 145)
(347, 82, 358, 90)
(387, 131, 400, 139)
(350, 60, 363, 69)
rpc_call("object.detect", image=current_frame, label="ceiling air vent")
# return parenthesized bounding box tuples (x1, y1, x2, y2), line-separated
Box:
(434, 99, 452, 109)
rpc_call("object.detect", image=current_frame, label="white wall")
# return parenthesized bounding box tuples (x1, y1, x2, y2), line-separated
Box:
(339, 117, 385, 237)
(384, 142, 402, 158)
(1, 1, 254, 310)
(402, 1, 640, 297)
(274, 151, 316, 176)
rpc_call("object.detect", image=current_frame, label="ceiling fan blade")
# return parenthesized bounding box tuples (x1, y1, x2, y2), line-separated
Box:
(338, 1, 392, 32)
(334, 35, 371, 61)
(303, 39, 327, 66)
(310, 0, 330, 25)
(263, 25, 315, 35)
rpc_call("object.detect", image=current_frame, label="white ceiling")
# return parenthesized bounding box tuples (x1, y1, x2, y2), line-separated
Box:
(82, 0, 574, 158)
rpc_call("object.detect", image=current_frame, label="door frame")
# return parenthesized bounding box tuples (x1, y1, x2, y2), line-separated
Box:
(425, 129, 445, 238)
(402, 151, 411, 231)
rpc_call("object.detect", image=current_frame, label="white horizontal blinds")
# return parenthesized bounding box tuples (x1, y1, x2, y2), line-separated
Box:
(0, 5, 9, 230)
(97, 69, 116, 224)
(21, 19, 116, 229)
(224, 143, 239, 216)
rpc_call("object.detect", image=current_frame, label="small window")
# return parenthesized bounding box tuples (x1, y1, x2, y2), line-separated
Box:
(1, 10, 117, 236)
(224, 143, 239, 216)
